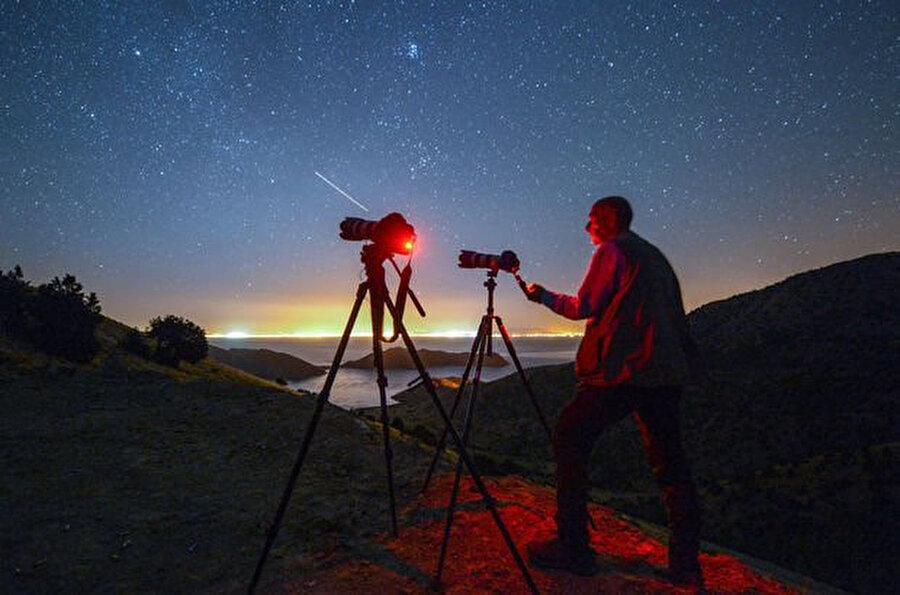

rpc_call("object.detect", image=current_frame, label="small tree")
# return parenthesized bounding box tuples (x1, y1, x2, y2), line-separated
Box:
(30, 274, 102, 362)
(147, 315, 208, 367)
(0, 266, 30, 336)
(1, 268, 102, 362)
(390, 416, 405, 432)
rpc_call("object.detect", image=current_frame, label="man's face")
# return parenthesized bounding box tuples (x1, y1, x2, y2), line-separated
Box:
(585, 209, 605, 245)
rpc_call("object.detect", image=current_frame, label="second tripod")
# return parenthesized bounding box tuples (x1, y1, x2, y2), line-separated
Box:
(422, 269, 553, 582)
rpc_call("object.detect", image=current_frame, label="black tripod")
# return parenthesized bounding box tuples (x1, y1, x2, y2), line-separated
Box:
(422, 269, 553, 583)
(248, 245, 538, 594)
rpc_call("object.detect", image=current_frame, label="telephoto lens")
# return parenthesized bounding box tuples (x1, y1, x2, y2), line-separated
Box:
(339, 213, 416, 255)
(458, 249, 520, 273)
(339, 217, 379, 241)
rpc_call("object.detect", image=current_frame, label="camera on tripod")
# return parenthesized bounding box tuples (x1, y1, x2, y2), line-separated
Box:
(340, 212, 416, 256)
(251, 216, 541, 594)
(458, 250, 520, 274)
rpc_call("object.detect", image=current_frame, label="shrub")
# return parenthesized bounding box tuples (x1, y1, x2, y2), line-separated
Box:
(390, 416, 405, 432)
(147, 315, 208, 367)
(411, 423, 437, 446)
(1, 267, 102, 362)
(0, 266, 30, 336)
(120, 327, 153, 359)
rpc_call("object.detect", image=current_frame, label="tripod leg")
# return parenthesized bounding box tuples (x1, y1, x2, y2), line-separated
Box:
(248, 282, 368, 594)
(436, 315, 489, 581)
(495, 316, 553, 441)
(382, 296, 539, 595)
(372, 314, 399, 537)
(421, 315, 489, 493)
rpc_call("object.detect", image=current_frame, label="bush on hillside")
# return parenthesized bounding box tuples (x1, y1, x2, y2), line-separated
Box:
(0, 266, 102, 362)
(411, 423, 437, 446)
(147, 315, 208, 367)
(120, 327, 153, 359)
(0, 266, 30, 336)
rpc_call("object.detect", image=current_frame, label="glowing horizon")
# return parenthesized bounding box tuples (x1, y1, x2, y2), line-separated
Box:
(207, 329, 583, 339)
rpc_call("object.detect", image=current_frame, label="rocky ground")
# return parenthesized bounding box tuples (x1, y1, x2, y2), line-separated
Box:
(277, 473, 824, 594)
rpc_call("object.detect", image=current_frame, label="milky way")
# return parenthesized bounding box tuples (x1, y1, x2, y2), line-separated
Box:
(2, 1, 897, 335)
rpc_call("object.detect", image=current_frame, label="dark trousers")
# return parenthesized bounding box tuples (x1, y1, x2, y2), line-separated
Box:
(553, 383, 701, 571)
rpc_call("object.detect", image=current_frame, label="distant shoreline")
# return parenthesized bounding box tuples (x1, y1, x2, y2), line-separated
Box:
(208, 332, 583, 339)
(208, 336, 579, 410)
(209, 335, 580, 368)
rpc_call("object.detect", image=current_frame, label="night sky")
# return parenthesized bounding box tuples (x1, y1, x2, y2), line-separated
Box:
(3, 1, 898, 336)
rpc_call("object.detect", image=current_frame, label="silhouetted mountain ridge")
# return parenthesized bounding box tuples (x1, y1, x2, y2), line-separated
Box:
(689, 251, 898, 371)
(684, 252, 899, 468)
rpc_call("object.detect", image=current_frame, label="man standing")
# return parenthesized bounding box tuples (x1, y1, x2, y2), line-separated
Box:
(522, 196, 704, 585)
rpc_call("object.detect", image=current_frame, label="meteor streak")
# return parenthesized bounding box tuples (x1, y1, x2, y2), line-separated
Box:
(314, 171, 369, 212)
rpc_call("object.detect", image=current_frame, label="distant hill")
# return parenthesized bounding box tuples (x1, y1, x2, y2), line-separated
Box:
(207, 345, 325, 381)
(343, 346, 508, 369)
(689, 251, 899, 373)
(683, 252, 899, 470)
(382, 252, 900, 594)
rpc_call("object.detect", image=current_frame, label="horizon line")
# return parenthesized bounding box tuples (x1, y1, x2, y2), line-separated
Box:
(208, 331, 582, 339)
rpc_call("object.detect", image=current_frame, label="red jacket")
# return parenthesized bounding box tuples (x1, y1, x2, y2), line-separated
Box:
(541, 231, 703, 386)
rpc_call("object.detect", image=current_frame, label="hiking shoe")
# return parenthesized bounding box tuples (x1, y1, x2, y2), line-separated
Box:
(526, 538, 599, 577)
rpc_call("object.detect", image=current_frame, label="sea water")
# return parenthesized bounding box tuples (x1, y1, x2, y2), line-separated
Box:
(208, 335, 578, 410)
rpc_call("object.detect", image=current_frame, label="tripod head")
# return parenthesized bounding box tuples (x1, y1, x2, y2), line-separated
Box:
(342, 211, 421, 340)
(359, 243, 425, 343)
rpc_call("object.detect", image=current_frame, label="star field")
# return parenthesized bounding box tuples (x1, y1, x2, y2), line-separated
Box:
(2, 1, 898, 335)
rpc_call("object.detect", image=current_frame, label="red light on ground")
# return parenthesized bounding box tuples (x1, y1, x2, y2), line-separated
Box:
(284, 473, 800, 594)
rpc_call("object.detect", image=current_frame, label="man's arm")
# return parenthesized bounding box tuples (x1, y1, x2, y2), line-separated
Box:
(530, 243, 622, 321)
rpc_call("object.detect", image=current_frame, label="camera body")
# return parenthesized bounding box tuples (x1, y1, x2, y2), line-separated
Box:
(458, 250, 520, 274)
(340, 212, 416, 256)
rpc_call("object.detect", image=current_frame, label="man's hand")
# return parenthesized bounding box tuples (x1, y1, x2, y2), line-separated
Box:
(523, 282, 546, 303)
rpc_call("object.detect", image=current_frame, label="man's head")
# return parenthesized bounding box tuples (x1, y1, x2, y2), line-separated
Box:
(586, 195, 632, 244)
